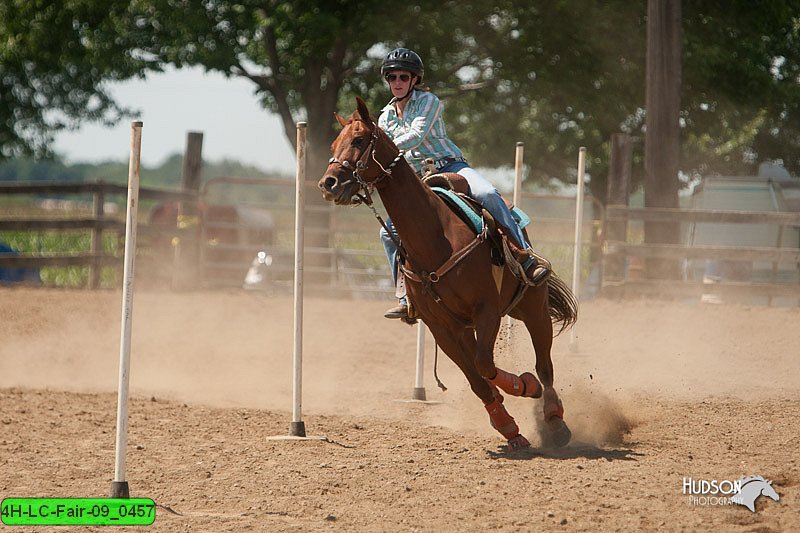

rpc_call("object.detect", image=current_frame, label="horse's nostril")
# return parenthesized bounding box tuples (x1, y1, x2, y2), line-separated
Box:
(323, 176, 338, 190)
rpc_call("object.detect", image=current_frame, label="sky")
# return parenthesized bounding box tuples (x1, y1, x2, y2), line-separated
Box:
(53, 66, 297, 174)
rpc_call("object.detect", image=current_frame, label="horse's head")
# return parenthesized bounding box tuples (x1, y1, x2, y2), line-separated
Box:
(318, 97, 400, 205)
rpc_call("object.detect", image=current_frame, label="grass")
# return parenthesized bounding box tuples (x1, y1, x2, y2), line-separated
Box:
(0, 229, 124, 288)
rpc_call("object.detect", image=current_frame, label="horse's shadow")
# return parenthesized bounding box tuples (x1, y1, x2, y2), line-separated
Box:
(487, 441, 643, 461)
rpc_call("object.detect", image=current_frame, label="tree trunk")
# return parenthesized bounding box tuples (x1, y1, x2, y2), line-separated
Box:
(604, 133, 633, 282)
(300, 68, 342, 289)
(644, 0, 682, 280)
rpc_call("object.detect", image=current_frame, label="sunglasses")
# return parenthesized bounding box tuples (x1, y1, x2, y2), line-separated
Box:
(385, 73, 411, 82)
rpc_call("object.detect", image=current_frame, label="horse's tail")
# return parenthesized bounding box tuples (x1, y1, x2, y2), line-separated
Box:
(546, 272, 578, 335)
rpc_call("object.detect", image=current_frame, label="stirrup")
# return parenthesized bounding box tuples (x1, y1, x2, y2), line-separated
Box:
(524, 250, 551, 287)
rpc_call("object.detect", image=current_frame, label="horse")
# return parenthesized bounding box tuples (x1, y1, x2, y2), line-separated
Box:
(318, 97, 578, 450)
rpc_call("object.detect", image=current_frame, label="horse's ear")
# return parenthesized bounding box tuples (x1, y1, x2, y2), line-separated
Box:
(334, 112, 348, 128)
(355, 96, 371, 123)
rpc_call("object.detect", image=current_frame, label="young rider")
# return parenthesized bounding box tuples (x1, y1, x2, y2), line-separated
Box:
(378, 47, 551, 320)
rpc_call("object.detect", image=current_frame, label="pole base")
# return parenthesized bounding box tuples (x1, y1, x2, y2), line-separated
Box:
(412, 387, 427, 401)
(110, 481, 130, 498)
(289, 421, 306, 437)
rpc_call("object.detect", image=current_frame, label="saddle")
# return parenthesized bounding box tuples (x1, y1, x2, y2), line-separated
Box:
(396, 171, 538, 324)
(423, 172, 512, 209)
(422, 172, 531, 256)
(420, 172, 540, 305)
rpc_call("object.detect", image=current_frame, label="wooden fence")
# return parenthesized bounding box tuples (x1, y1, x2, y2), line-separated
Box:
(601, 205, 800, 302)
(1, 178, 603, 295)
(0, 181, 196, 288)
(198, 176, 604, 297)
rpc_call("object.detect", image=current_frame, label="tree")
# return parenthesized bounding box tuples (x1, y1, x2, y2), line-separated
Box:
(3, 0, 799, 210)
(681, 1, 800, 176)
(0, 0, 153, 160)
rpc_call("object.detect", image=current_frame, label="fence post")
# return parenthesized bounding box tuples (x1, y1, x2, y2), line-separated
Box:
(90, 183, 105, 289)
(172, 132, 204, 290)
(603, 133, 632, 284)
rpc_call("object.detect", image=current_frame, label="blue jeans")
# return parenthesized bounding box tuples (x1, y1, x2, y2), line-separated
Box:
(380, 162, 533, 303)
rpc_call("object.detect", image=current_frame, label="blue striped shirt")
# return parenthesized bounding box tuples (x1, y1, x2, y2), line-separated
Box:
(379, 90, 463, 175)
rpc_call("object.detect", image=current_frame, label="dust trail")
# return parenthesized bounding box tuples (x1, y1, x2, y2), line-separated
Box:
(533, 386, 635, 448)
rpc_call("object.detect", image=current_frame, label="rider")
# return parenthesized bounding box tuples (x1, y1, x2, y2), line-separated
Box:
(378, 47, 551, 320)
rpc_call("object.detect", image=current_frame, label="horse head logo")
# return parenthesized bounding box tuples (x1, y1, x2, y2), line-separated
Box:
(731, 475, 780, 512)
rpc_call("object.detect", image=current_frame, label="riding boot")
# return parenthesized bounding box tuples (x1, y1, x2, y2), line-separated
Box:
(384, 302, 409, 319)
(522, 249, 552, 287)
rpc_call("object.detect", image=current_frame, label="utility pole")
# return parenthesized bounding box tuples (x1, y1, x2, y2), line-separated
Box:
(644, 0, 682, 279)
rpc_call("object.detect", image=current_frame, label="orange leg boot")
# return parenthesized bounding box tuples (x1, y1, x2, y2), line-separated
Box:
(484, 397, 530, 450)
(488, 368, 543, 398)
(542, 387, 565, 421)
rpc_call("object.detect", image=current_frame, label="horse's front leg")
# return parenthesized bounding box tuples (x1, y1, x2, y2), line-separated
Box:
(427, 321, 529, 450)
(473, 305, 501, 380)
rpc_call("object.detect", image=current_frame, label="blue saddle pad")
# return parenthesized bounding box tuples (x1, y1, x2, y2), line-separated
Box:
(511, 206, 531, 229)
(431, 187, 484, 234)
(431, 187, 531, 234)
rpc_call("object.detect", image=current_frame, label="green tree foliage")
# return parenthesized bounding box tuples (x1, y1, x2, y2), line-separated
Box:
(682, 1, 800, 178)
(0, 0, 152, 159)
(120, 0, 485, 182)
(0, 153, 277, 188)
(2, 0, 799, 203)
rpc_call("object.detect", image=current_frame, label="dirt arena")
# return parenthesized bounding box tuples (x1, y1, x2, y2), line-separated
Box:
(1, 287, 798, 531)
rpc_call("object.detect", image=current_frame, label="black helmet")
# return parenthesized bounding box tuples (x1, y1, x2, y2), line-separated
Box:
(381, 48, 424, 83)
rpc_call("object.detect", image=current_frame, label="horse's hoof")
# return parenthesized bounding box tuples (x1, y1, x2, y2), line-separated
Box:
(520, 372, 542, 398)
(507, 434, 531, 450)
(542, 417, 572, 449)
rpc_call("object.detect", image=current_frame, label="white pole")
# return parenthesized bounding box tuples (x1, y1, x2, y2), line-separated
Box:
(569, 147, 586, 352)
(412, 321, 427, 400)
(513, 142, 524, 207)
(507, 142, 524, 330)
(111, 120, 143, 498)
(290, 122, 307, 437)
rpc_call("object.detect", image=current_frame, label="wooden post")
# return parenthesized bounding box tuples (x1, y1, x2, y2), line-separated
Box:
(644, 0, 682, 279)
(172, 132, 203, 290)
(181, 132, 204, 193)
(603, 134, 633, 283)
(89, 183, 105, 289)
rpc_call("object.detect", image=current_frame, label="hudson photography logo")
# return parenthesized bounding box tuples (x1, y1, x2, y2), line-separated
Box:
(682, 475, 780, 512)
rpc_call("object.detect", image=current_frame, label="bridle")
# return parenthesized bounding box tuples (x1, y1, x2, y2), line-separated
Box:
(327, 122, 405, 207)
(327, 120, 407, 259)
(326, 115, 490, 332)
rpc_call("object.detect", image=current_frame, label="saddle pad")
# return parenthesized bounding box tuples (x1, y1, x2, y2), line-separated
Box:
(511, 206, 531, 229)
(430, 187, 484, 234)
(432, 187, 532, 234)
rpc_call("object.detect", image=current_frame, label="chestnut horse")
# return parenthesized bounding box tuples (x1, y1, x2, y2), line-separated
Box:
(318, 97, 577, 449)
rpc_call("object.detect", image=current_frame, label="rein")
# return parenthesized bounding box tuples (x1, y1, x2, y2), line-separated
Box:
(330, 120, 487, 328)
(328, 126, 407, 257)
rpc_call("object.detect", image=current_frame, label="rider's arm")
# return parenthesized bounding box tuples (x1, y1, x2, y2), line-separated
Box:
(390, 94, 441, 151)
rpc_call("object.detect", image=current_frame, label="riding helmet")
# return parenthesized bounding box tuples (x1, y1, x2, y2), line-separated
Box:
(381, 48, 424, 83)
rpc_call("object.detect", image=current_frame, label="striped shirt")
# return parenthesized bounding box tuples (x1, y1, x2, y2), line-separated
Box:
(379, 90, 463, 175)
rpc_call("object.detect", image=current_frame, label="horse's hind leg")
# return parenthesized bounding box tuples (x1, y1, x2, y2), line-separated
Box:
(512, 286, 572, 448)
(426, 322, 529, 450)
(473, 302, 543, 399)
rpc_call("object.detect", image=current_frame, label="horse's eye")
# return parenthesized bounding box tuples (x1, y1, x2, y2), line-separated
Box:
(352, 137, 364, 148)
